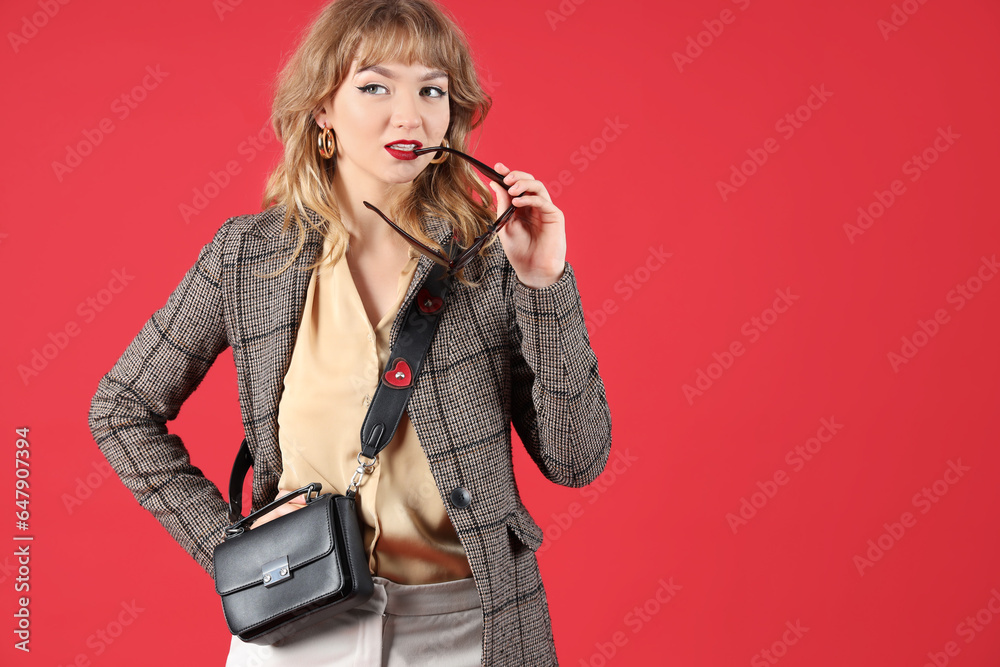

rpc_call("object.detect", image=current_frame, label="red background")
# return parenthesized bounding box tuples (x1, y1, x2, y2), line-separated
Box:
(4, 0, 1000, 665)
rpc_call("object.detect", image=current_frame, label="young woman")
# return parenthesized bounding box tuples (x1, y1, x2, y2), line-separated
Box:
(88, 0, 612, 664)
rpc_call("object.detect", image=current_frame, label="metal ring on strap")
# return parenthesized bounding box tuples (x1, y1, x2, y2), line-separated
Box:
(346, 453, 377, 495)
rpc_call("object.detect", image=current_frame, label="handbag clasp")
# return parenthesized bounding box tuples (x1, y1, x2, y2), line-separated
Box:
(262, 555, 291, 588)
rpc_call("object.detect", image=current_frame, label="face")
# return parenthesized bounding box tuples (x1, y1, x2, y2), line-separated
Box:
(315, 58, 451, 191)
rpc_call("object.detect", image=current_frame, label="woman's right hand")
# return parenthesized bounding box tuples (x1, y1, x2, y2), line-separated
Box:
(248, 487, 307, 529)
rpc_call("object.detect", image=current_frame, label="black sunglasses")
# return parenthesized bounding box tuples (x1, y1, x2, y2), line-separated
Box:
(363, 145, 519, 277)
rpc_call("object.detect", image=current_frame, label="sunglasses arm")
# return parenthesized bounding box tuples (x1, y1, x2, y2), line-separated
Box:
(362, 201, 453, 266)
(413, 146, 509, 190)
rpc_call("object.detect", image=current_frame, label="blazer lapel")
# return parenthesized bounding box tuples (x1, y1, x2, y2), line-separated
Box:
(227, 207, 323, 488)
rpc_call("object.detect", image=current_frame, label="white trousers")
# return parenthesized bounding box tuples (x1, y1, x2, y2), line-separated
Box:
(224, 576, 483, 667)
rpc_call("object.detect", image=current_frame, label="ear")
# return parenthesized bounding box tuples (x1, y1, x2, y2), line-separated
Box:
(312, 98, 331, 128)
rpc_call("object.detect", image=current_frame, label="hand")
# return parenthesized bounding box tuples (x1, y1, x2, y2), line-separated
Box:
(488, 163, 567, 289)
(248, 487, 307, 530)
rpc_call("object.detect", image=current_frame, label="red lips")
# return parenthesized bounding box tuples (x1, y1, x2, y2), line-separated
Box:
(385, 140, 422, 160)
(384, 140, 423, 149)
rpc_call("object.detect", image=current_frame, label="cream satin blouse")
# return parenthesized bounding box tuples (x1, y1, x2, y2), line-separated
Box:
(276, 233, 473, 585)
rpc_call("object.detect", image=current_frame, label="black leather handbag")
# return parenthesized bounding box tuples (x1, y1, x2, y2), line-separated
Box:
(213, 259, 452, 645)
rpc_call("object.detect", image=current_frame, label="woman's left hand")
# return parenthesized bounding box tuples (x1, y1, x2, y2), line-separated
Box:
(489, 163, 567, 289)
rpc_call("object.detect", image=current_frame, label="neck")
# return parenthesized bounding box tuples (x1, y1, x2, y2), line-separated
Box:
(331, 164, 409, 245)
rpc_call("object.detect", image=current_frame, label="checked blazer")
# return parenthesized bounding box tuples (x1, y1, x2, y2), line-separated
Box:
(88, 204, 612, 666)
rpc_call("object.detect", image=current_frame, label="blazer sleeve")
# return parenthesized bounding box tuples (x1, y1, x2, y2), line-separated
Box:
(88, 220, 234, 578)
(507, 260, 613, 488)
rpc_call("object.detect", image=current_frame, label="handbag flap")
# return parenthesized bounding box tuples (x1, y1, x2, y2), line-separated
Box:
(213, 496, 336, 596)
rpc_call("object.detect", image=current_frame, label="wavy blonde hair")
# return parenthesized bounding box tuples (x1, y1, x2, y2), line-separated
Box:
(260, 0, 495, 285)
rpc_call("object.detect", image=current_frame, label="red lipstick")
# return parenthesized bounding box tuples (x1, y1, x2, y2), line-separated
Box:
(385, 140, 423, 161)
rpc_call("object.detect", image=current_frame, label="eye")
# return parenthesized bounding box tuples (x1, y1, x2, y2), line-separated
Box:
(357, 83, 388, 95)
(355, 83, 447, 98)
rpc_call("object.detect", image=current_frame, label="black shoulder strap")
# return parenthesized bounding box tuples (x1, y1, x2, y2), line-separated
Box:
(227, 259, 453, 524)
(359, 260, 451, 459)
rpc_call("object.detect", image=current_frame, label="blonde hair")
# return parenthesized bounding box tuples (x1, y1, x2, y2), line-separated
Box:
(260, 0, 495, 284)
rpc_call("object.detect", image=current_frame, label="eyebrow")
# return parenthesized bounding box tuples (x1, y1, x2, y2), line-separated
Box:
(355, 65, 448, 81)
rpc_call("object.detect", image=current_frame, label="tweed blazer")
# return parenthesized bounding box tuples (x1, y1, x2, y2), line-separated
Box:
(88, 204, 612, 666)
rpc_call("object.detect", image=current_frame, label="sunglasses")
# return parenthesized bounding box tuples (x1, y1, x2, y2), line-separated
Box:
(363, 145, 519, 277)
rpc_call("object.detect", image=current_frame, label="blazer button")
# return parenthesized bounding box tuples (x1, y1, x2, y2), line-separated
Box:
(450, 487, 472, 509)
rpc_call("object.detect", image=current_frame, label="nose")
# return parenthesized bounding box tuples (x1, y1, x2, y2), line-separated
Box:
(391, 91, 422, 130)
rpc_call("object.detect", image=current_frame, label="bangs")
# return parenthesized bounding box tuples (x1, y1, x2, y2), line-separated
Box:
(350, 15, 454, 76)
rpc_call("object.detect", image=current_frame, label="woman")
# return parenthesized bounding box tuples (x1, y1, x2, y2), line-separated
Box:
(88, 0, 612, 664)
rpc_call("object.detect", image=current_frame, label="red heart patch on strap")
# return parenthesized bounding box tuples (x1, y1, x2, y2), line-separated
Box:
(383, 358, 412, 388)
(417, 288, 444, 314)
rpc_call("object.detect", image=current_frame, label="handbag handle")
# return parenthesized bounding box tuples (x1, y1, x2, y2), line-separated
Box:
(224, 250, 454, 529)
(224, 482, 323, 539)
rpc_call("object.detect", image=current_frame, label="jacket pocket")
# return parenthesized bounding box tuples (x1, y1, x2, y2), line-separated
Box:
(505, 506, 544, 552)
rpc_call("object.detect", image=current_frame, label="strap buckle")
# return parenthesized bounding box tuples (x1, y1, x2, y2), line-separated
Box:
(346, 453, 377, 495)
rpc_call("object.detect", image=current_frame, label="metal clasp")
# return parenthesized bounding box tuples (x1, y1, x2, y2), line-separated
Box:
(305, 482, 322, 503)
(262, 555, 291, 588)
(346, 453, 377, 495)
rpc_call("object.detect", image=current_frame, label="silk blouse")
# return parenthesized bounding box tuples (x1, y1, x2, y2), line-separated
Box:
(276, 233, 473, 585)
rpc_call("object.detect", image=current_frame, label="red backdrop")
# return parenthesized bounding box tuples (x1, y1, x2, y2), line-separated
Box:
(4, 0, 1000, 665)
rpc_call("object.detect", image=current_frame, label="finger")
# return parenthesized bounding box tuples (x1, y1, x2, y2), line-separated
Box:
(503, 171, 535, 186)
(495, 163, 535, 185)
(508, 180, 548, 198)
(279, 488, 306, 505)
(512, 194, 547, 207)
(490, 181, 511, 207)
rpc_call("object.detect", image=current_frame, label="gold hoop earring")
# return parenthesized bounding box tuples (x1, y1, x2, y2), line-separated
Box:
(318, 126, 336, 159)
(428, 138, 449, 164)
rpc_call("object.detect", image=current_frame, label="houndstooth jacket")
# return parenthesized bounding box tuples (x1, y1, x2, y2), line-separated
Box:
(88, 205, 612, 665)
